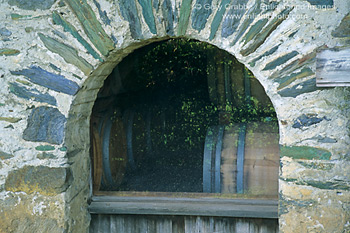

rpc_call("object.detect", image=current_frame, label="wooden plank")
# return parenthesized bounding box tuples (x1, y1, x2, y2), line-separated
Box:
(316, 47, 350, 87)
(89, 196, 278, 219)
(90, 215, 279, 233)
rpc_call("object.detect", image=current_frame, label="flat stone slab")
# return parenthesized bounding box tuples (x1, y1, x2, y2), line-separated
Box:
(8, 0, 56, 10)
(23, 106, 66, 145)
(5, 165, 72, 195)
(11, 66, 80, 95)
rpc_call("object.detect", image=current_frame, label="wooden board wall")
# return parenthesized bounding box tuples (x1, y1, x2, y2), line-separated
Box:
(89, 214, 278, 233)
(316, 47, 350, 87)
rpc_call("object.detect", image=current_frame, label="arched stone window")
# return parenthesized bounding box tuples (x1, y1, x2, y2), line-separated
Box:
(89, 39, 280, 229)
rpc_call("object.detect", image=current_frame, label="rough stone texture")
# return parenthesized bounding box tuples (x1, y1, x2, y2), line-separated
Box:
(138, 0, 157, 34)
(280, 156, 350, 232)
(280, 182, 350, 233)
(191, 0, 213, 33)
(240, 6, 293, 56)
(0, 48, 20, 56)
(11, 66, 80, 96)
(278, 78, 319, 98)
(177, 0, 192, 35)
(305, 0, 334, 7)
(263, 51, 299, 71)
(65, 0, 115, 56)
(230, 0, 262, 44)
(9, 82, 57, 106)
(37, 152, 56, 159)
(269, 49, 318, 80)
(242, 18, 269, 46)
(0, 27, 12, 37)
(209, 0, 230, 40)
(332, 13, 350, 38)
(249, 45, 280, 67)
(0, 117, 22, 123)
(276, 67, 314, 90)
(8, 0, 56, 10)
(23, 106, 66, 145)
(52, 11, 103, 62)
(0, 150, 14, 160)
(162, 0, 175, 36)
(119, 0, 143, 39)
(0, 0, 349, 232)
(35, 145, 56, 151)
(0, 193, 65, 233)
(280, 146, 332, 160)
(310, 136, 337, 143)
(221, 0, 248, 38)
(5, 166, 72, 195)
(38, 34, 94, 75)
(92, 0, 111, 26)
(292, 114, 326, 128)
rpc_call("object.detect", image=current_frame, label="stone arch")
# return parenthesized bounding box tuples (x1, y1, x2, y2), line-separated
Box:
(1, 0, 349, 232)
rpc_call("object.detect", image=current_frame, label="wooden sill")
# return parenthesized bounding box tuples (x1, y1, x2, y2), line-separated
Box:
(89, 192, 278, 219)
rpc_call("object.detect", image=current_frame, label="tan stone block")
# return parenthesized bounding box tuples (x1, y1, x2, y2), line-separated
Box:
(0, 193, 65, 233)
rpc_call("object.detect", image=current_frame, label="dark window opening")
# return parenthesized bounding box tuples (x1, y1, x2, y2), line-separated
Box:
(91, 39, 279, 198)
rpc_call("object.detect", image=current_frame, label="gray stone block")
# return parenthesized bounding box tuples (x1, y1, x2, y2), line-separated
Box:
(8, 0, 56, 10)
(23, 106, 66, 145)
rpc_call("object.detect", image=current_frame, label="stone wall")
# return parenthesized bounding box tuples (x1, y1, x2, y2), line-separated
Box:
(0, 0, 349, 232)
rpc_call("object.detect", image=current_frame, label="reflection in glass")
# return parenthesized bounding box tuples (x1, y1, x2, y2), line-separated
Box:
(91, 39, 279, 197)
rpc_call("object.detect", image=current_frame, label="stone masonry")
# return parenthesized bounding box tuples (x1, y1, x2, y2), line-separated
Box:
(0, 0, 349, 232)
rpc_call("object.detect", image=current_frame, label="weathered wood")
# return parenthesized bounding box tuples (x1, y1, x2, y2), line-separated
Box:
(316, 47, 350, 87)
(92, 126, 102, 192)
(89, 214, 278, 233)
(89, 196, 278, 219)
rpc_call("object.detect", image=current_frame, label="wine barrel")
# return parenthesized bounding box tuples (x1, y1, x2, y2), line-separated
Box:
(99, 109, 127, 189)
(123, 108, 151, 170)
(91, 124, 103, 192)
(203, 122, 279, 196)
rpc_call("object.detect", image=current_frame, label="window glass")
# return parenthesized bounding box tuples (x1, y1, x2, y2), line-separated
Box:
(91, 39, 279, 198)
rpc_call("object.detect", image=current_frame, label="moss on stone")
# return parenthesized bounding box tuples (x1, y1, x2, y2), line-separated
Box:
(297, 161, 335, 170)
(35, 145, 55, 151)
(38, 34, 93, 75)
(0, 151, 14, 160)
(65, 0, 115, 56)
(0, 48, 20, 56)
(52, 11, 103, 62)
(5, 165, 72, 196)
(280, 146, 332, 160)
(0, 117, 22, 123)
(177, 0, 192, 35)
